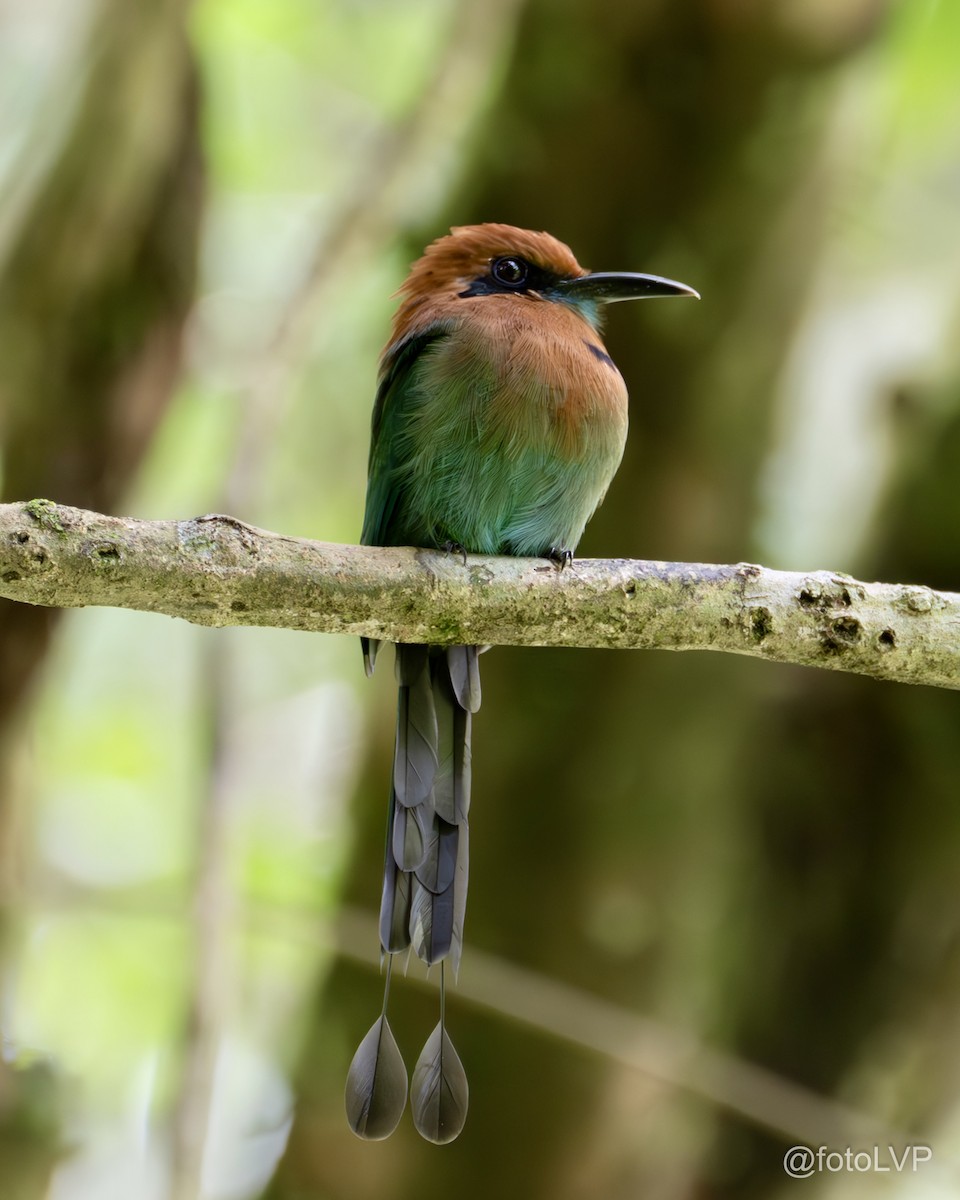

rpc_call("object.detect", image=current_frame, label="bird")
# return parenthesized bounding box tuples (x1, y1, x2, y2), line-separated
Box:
(344, 223, 698, 1144)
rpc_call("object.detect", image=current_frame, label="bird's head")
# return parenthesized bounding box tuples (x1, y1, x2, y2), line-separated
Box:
(393, 223, 698, 335)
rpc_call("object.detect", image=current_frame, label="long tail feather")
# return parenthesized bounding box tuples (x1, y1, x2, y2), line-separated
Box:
(449, 823, 469, 979)
(366, 642, 479, 1141)
(361, 636, 380, 678)
(410, 873, 456, 964)
(393, 645, 438, 807)
(433, 655, 473, 825)
(378, 645, 478, 967)
(447, 644, 482, 713)
(415, 816, 458, 894)
(392, 799, 429, 872)
(344, 959, 408, 1140)
(410, 965, 469, 1144)
(379, 806, 412, 954)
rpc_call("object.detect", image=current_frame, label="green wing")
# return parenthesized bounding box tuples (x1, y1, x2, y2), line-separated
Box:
(361, 328, 448, 548)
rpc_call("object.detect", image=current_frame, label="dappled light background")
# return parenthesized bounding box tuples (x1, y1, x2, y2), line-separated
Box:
(1, 1, 959, 1198)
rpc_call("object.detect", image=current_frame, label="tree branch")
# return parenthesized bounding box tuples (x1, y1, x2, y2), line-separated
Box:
(1, 500, 957, 689)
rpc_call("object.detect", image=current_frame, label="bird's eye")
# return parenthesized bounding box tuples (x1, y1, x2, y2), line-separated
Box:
(491, 256, 528, 287)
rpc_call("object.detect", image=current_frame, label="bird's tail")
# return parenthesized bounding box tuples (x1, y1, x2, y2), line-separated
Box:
(346, 643, 480, 1144)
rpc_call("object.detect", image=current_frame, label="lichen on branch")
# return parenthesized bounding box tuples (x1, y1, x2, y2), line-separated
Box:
(0, 501, 957, 689)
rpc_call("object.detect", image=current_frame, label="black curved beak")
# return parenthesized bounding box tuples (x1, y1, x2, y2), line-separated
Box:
(554, 271, 700, 303)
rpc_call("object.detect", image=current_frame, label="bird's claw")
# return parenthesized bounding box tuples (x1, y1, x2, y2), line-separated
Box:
(548, 547, 573, 571)
(443, 540, 469, 566)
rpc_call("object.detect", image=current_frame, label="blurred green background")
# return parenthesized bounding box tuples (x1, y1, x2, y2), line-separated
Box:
(2, 0, 960, 1197)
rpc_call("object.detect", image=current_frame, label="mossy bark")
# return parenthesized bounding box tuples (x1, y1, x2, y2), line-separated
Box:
(0, 502, 957, 689)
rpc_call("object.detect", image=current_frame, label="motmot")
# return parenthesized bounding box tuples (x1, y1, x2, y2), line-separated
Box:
(345, 224, 698, 1144)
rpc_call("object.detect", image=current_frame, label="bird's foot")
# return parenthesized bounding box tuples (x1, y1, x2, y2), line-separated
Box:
(443, 540, 469, 566)
(548, 547, 573, 571)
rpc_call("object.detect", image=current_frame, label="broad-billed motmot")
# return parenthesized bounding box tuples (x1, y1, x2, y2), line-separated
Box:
(345, 224, 698, 1143)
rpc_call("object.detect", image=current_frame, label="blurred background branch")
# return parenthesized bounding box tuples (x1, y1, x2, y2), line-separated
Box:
(332, 904, 958, 1175)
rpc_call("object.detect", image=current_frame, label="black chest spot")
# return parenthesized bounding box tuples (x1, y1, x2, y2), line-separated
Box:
(584, 340, 616, 369)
